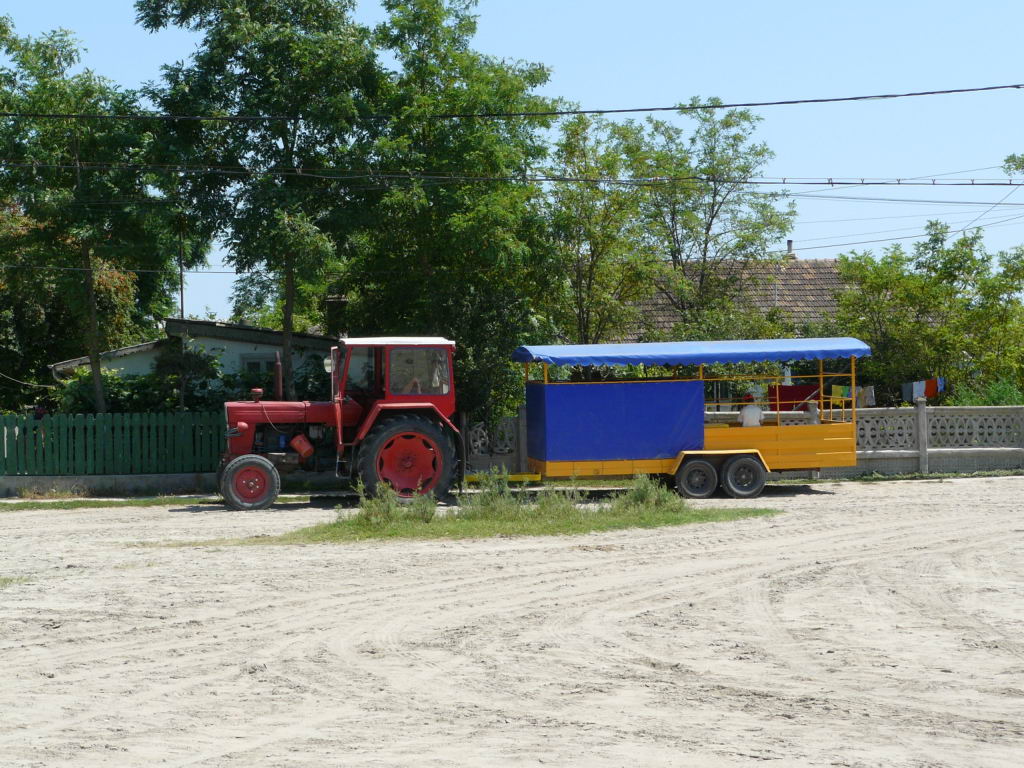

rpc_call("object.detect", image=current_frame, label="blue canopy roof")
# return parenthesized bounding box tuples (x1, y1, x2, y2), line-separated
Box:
(511, 337, 871, 367)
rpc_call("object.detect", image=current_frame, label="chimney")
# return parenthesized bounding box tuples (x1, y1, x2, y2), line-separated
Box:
(323, 294, 348, 338)
(786, 240, 797, 260)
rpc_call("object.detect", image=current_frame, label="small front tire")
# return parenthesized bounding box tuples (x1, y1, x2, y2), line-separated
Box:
(221, 454, 281, 510)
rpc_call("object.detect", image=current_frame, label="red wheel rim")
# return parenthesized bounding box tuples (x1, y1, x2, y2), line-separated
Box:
(376, 432, 442, 496)
(233, 466, 270, 501)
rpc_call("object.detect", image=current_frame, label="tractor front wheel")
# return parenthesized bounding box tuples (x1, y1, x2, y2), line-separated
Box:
(357, 415, 455, 500)
(221, 454, 281, 510)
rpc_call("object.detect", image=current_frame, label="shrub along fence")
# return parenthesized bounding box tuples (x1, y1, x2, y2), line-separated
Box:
(0, 412, 225, 476)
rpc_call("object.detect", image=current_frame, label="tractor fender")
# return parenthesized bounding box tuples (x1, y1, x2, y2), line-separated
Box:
(354, 403, 462, 444)
(669, 449, 771, 475)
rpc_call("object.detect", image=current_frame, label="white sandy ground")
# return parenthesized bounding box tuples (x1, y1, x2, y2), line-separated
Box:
(0, 478, 1023, 767)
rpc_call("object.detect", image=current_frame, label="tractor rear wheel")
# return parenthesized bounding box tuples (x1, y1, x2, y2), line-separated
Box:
(221, 454, 281, 510)
(357, 415, 455, 500)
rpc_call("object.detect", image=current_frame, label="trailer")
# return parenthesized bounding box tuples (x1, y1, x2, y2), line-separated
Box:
(511, 337, 871, 498)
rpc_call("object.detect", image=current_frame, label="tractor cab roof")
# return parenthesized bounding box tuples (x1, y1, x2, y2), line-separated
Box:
(340, 337, 455, 347)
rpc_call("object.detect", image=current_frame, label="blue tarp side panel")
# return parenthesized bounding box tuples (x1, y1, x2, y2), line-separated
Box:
(511, 337, 871, 367)
(526, 380, 705, 462)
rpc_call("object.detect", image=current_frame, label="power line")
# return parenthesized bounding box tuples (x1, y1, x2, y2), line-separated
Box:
(0, 370, 56, 389)
(793, 210, 1024, 243)
(954, 185, 1021, 235)
(3, 159, 1024, 188)
(1, 83, 1021, 123)
(5, 208, 1024, 277)
(795, 193, 1024, 207)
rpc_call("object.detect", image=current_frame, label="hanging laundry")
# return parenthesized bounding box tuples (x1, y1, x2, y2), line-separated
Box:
(902, 382, 914, 403)
(857, 386, 876, 408)
(924, 378, 938, 398)
(937, 377, 946, 393)
(912, 380, 926, 400)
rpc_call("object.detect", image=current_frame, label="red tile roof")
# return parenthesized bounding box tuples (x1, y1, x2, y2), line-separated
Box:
(630, 258, 845, 341)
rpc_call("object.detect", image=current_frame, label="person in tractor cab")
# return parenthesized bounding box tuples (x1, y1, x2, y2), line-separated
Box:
(389, 348, 450, 395)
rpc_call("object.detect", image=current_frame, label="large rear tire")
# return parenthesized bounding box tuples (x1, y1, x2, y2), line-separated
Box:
(221, 454, 281, 510)
(357, 415, 455, 499)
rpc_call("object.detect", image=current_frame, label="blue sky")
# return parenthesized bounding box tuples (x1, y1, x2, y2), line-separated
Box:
(8, 1, 1024, 319)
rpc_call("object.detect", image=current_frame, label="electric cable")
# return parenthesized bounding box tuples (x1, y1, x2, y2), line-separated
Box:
(1, 82, 1020, 122)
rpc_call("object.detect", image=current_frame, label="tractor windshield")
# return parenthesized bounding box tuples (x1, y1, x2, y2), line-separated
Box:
(388, 347, 450, 395)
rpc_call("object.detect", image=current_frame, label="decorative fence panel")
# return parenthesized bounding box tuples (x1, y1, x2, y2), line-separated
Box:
(927, 407, 1024, 448)
(856, 408, 918, 450)
(0, 412, 224, 476)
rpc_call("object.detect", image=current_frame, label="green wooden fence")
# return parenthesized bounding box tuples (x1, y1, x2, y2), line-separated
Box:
(0, 412, 225, 476)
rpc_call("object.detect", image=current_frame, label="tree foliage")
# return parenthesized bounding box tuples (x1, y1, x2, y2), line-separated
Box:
(544, 115, 656, 345)
(137, 0, 380, 398)
(835, 223, 1024, 405)
(338, 0, 558, 418)
(0, 17, 206, 411)
(630, 102, 795, 324)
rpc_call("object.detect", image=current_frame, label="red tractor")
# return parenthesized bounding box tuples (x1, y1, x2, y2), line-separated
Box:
(218, 337, 462, 509)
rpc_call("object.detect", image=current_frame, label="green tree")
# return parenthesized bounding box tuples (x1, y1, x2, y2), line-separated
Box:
(628, 102, 795, 327)
(0, 18, 202, 411)
(835, 222, 1024, 405)
(137, 0, 382, 399)
(338, 0, 558, 417)
(544, 115, 656, 344)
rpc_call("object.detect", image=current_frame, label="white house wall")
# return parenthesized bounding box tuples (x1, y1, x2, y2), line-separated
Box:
(97, 348, 164, 377)
(184, 335, 330, 376)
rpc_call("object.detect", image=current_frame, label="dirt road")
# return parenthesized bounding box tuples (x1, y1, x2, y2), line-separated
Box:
(1, 477, 1023, 767)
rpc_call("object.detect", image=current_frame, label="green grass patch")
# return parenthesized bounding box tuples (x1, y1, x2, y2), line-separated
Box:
(219, 473, 776, 546)
(0, 576, 29, 589)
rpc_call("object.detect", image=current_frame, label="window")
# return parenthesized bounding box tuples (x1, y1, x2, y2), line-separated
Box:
(389, 347, 450, 395)
(344, 346, 376, 393)
(241, 356, 277, 374)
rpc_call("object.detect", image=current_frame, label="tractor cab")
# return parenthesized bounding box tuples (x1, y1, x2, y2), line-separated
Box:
(219, 336, 461, 510)
(328, 337, 457, 443)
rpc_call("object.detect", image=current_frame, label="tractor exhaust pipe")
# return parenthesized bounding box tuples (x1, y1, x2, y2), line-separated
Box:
(275, 351, 284, 401)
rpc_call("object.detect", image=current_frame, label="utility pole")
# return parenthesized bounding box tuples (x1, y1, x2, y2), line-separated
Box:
(178, 212, 185, 319)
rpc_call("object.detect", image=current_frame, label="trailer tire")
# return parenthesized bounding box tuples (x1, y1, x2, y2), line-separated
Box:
(357, 414, 455, 500)
(720, 455, 767, 499)
(675, 458, 719, 499)
(221, 454, 281, 510)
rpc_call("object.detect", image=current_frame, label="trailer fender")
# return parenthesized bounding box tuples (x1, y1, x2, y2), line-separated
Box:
(670, 449, 770, 475)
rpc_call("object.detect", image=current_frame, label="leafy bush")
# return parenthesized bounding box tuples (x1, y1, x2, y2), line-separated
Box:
(608, 474, 689, 516)
(949, 376, 1024, 406)
(352, 482, 437, 526)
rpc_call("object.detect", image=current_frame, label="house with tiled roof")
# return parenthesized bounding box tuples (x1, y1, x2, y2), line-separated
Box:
(630, 257, 845, 341)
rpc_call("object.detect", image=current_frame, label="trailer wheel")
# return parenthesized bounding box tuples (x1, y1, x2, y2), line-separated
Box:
(221, 454, 280, 510)
(675, 458, 719, 499)
(720, 455, 767, 499)
(357, 415, 455, 499)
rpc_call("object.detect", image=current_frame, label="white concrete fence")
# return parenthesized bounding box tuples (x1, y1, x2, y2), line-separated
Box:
(466, 401, 1024, 477)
